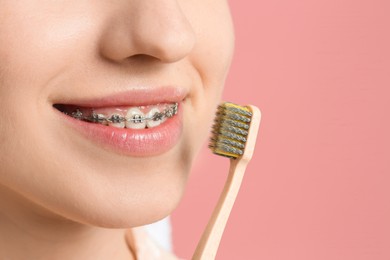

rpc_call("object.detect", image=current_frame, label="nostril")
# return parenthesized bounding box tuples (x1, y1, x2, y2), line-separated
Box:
(127, 54, 161, 63)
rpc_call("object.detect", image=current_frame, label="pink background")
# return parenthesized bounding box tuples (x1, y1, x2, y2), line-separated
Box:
(172, 0, 390, 259)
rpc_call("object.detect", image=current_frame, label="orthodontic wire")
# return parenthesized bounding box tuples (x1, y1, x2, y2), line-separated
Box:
(68, 103, 178, 124)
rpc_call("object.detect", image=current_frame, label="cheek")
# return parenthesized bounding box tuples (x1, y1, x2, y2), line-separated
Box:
(0, 4, 91, 184)
(182, 0, 235, 155)
(0, 2, 99, 98)
(0, 2, 100, 180)
(187, 0, 235, 89)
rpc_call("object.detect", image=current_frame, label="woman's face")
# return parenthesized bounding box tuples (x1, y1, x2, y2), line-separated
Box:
(0, 0, 234, 227)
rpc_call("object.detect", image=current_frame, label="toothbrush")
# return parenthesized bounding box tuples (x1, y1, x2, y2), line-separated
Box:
(192, 102, 261, 260)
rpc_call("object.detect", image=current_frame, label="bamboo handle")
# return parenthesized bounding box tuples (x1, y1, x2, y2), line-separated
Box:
(192, 158, 248, 260)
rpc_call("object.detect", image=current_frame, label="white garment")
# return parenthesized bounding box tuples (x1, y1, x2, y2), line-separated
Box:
(144, 216, 173, 252)
(125, 216, 184, 259)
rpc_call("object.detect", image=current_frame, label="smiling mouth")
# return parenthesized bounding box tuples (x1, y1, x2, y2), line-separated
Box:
(53, 102, 178, 129)
(51, 86, 185, 156)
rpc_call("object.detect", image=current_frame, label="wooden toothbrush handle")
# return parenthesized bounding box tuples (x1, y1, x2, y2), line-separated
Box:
(192, 158, 248, 260)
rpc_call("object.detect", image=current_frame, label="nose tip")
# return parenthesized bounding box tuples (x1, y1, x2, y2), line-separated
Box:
(131, 16, 196, 63)
(99, 1, 196, 63)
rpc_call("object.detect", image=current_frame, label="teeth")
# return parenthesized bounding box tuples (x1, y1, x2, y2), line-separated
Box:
(125, 108, 146, 129)
(65, 102, 178, 129)
(160, 117, 167, 124)
(96, 113, 108, 125)
(146, 107, 161, 128)
(108, 113, 125, 128)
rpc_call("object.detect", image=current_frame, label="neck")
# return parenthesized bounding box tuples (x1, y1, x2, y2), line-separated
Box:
(0, 186, 135, 260)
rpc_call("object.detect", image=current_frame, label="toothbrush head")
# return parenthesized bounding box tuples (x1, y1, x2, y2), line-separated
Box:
(209, 102, 260, 160)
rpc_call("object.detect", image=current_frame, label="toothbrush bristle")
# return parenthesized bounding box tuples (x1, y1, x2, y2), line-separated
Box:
(209, 102, 252, 159)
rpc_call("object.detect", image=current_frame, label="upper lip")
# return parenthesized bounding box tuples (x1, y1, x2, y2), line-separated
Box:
(53, 86, 188, 108)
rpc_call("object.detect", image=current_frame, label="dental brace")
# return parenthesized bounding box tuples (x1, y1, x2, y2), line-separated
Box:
(66, 103, 178, 124)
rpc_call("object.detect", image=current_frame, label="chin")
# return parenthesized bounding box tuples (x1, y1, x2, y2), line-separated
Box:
(34, 162, 191, 229)
(73, 198, 183, 229)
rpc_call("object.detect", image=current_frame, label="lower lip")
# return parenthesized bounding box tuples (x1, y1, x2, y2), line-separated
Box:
(56, 103, 183, 157)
